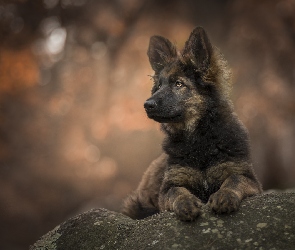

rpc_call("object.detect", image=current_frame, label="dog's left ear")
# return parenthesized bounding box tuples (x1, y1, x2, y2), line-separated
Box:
(183, 27, 213, 72)
(147, 36, 177, 73)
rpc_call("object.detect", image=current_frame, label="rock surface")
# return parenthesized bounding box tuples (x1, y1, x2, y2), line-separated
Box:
(30, 192, 295, 250)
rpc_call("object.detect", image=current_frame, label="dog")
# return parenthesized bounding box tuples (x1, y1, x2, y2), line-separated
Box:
(122, 27, 262, 221)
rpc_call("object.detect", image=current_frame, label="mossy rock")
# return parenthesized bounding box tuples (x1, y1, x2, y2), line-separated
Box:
(30, 192, 295, 250)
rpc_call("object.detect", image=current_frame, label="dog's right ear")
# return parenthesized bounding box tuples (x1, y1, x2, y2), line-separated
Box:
(147, 36, 177, 73)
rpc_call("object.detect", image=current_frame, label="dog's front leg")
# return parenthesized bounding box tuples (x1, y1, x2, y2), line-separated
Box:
(159, 186, 203, 221)
(158, 166, 204, 221)
(208, 174, 262, 214)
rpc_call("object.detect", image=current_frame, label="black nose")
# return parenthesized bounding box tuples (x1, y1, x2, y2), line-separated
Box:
(144, 99, 157, 110)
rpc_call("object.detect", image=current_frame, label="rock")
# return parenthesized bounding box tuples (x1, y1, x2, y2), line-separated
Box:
(30, 192, 295, 250)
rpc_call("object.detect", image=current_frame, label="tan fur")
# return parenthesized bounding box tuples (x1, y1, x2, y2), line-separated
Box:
(204, 48, 232, 100)
(122, 154, 262, 220)
(121, 154, 167, 219)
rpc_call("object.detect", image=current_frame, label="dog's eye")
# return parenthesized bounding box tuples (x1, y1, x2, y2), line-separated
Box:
(175, 80, 183, 88)
(158, 83, 162, 89)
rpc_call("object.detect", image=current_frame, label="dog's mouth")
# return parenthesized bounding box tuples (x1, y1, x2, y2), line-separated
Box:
(147, 113, 183, 123)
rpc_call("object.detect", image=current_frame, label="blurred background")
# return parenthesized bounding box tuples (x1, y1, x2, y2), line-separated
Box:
(0, 0, 295, 249)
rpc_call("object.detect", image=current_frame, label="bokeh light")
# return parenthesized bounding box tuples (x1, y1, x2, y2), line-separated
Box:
(1, 1, 295, 249)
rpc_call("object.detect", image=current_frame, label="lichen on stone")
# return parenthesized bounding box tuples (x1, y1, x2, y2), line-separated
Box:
(30, 225, 61, 250)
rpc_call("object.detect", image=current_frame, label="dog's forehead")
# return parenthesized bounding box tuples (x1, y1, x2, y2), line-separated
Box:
(160, 60, 184, 79)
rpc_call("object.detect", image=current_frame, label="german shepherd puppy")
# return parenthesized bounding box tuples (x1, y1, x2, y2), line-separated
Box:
(122, 27, 262, 221)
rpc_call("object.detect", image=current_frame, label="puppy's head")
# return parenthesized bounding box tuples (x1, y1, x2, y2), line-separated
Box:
(145, 27, 229, 130)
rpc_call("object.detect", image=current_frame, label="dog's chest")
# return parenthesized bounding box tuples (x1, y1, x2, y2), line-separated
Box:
(165, 138, 221, 170)
(192, 170, 221, 202)
(166, 164, 221, 203)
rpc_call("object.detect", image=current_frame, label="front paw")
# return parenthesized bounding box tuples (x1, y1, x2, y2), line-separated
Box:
(173, 195, 203, 221)
(208, 189, 240, 214)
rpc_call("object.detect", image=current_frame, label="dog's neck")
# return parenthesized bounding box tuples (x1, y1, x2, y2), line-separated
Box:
(160, 102, 244, 169)
(161, 99, 229, 137)
(161, 109, 218, 142)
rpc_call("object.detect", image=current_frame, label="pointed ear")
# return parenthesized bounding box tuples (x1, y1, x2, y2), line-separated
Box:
(182, 27, 213, 72)
(147, 36, 177, 73)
